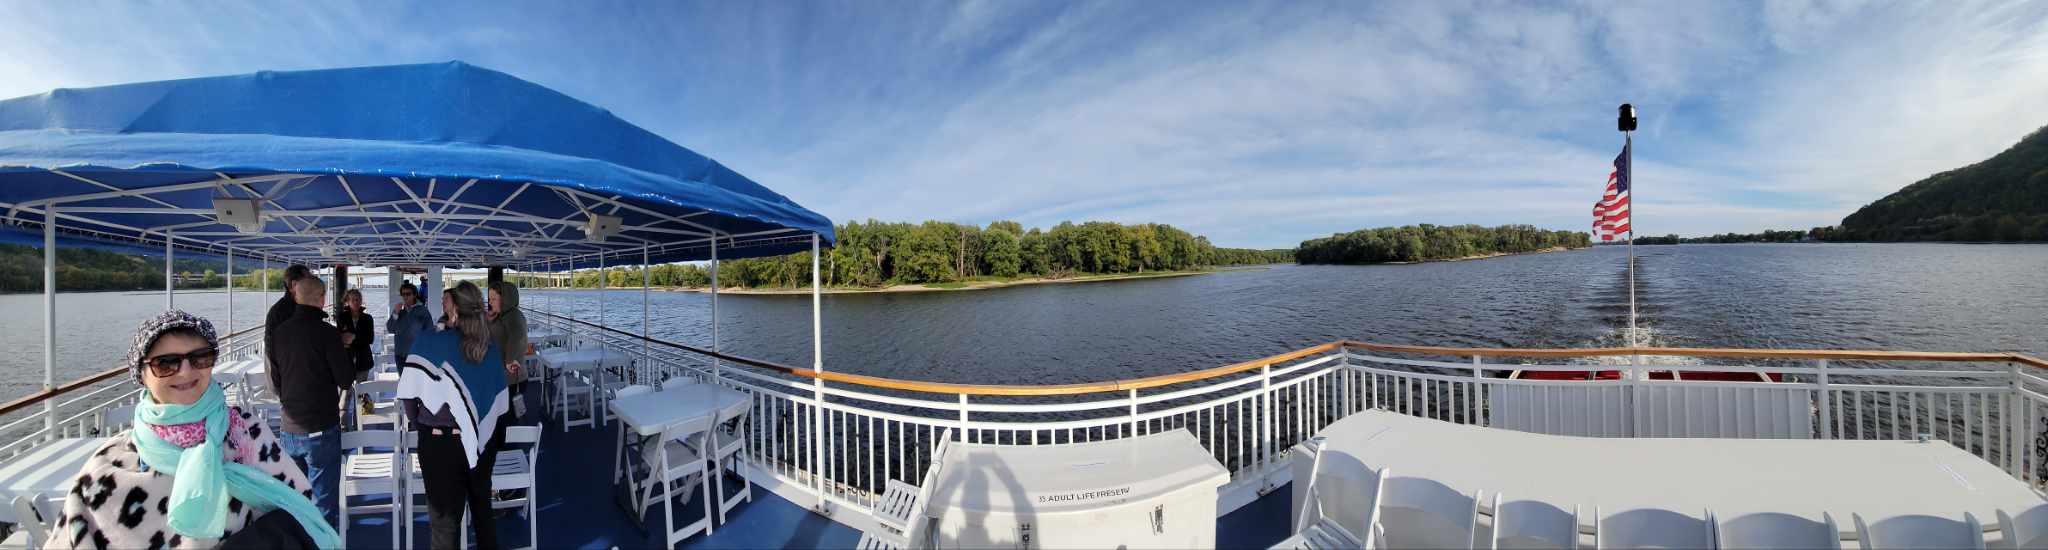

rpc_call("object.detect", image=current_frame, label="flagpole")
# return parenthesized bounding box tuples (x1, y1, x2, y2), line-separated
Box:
(1625, 130, 1636, 348)
(1618, 104, 1639, 350)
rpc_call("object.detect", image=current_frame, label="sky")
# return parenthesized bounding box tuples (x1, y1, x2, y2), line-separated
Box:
(2, 1, 2046, 249)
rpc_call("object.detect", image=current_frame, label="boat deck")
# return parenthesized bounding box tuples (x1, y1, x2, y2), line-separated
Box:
(339, 388, 1294, 549)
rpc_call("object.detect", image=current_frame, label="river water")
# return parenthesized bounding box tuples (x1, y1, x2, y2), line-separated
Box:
(2, 243, 2042, 399)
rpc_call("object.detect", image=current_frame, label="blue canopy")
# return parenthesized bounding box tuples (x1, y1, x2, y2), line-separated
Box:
(0, 61, 833, 270)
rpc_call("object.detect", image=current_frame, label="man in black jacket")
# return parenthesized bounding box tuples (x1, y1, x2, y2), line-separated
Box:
(268, 274, 352, 529)
(264, 264, 314, 358)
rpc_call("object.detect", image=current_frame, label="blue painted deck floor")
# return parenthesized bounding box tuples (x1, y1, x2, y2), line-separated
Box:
(340, 390, 1291, 549)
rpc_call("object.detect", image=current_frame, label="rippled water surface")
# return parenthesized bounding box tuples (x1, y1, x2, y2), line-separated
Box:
(3, 243, 2043, 398)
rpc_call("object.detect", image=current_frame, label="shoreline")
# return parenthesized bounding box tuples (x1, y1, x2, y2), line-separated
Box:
(531, 267, 1264, 296)
(1373, 246, 1580, 265)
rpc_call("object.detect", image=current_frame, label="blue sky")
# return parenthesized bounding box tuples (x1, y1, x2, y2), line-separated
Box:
(3, 1, 2046, 248)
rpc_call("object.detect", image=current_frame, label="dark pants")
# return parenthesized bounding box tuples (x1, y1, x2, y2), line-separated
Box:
(419, 425, 505, 550)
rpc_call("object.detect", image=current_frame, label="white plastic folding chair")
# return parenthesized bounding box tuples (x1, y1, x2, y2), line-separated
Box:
(644, 415, 715, 546)
(338, 429, 403, 550)
(1998, 504, 2048, 550)
(685, 391, 750, 524)
(98, 403, 136, 436)
(1596, 507, 1716, 550)
(555, 365, 597, 432)
(460, 425, 542, 550)
(1855, 512, 1986, 550)
(1275, 437, 1383, 550)
(1491, 495, 1579, 550)
(859, 428, 954, 550)
(1716, 511, 1841, 550)
(611, 385, 656, 482)
(1378, 476, 1480, 549)
(2, 495, 55, 550)
(352, 379, 404, 431)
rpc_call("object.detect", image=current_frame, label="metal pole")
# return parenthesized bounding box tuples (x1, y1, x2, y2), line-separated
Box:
(165, 230, 174, 309)
(261, 256, 269, 357)
(711, 237, 721, 383)
(641, 246, 650, 382)
(810, 233, 825, 499)
(227, 248, 235, 338)
(42, 208, 57, 438)
(598, 251, 606, 336)
(1625, 131, 1637, 348)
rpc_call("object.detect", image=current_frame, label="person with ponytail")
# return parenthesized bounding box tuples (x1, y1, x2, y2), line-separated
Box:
(49, 310, 339, 549)
(396, 281, 514, 549)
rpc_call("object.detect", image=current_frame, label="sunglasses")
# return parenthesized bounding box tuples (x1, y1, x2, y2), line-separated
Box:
(143, 347, 219, 378)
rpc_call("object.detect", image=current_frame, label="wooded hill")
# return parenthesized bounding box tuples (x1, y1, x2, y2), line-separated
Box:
(517, 220, 1293, 290)
(1295, 224, 1590, 264)
(1822, 124, 2048, 241)
(0, 244, 228, 292)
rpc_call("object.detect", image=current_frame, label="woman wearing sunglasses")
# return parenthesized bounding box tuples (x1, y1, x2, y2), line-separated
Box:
(47, 311, 339, 549)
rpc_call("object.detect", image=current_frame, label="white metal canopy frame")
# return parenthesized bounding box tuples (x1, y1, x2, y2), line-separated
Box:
(0, 172, 819, 269)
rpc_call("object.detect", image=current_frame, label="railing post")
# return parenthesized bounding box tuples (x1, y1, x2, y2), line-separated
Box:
(1626, 351, 1639, 437)
(42, 207, 57, 440)
(1128, 388, 1140, 438)
(957, 393, 969, 443)
(1815, 359, 1832, 440)
(1261, 362, 1274, 470)
(1471, 355, 1484, 427)
(2010, 361, 2023, 474)
(1337, 347, 1351, 416)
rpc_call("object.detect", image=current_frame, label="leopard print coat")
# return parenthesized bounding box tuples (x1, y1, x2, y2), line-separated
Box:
(46, 406, 313, 550)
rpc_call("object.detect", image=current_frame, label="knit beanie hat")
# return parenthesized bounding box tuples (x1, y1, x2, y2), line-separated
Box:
(126, 310, 219, 382)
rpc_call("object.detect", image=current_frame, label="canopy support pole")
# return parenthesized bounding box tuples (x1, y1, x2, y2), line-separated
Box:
(641, 246, 650, 383)
(710, 237, 720, 384)
(164, 230, 174, 309)
(809, 232, 825, 501)
(226, 248, 235, 338)
(261, 256, 269, 357)
(42, 208, 57, 439)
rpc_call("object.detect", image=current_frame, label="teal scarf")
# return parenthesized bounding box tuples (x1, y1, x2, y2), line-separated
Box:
(131, 384, 341, 549)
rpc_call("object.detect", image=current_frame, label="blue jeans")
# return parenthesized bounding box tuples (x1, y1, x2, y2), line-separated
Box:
(278, 427, 342, 529)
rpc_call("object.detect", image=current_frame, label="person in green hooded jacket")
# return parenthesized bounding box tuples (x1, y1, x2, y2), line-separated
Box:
(487, 281, 529, 421)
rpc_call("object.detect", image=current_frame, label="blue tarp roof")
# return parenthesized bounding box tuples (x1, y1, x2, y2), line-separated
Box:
(0, 61, 832, 270)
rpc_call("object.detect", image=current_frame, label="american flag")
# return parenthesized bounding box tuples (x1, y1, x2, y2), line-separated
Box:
(1592, 143, 1631, 241)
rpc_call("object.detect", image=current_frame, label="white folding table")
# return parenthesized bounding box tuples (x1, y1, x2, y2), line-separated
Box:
(537, 347, 634, 426)
(0, 437, 114, 523)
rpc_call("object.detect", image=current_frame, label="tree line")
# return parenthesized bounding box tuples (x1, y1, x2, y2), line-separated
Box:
(1295, 224, 1590, 264)
(0, 244, 232, 292)
(1628, 230, 1810, 245)
(511, 219, 1290, 289)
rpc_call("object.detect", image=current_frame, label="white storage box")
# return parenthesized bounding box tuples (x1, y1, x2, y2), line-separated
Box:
(927, 430, 1229, 549)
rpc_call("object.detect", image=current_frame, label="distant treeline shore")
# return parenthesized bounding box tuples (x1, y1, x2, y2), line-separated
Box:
(1294, 224, 1591, 265)
(509, 219, 1293, 290)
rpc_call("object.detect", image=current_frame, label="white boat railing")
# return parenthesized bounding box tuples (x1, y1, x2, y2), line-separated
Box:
(521, 309, 2048, 521)
(3, 307, 2039, 526)
(0, 325, 265, 459)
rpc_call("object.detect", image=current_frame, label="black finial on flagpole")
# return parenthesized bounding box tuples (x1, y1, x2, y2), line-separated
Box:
(1618, 103, 1637, 133)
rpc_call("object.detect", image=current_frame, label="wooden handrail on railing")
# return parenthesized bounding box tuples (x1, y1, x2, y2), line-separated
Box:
(1343, 341, 2048, 365)
(0, 324, 265, 418)
(523, 307, 2048, 397)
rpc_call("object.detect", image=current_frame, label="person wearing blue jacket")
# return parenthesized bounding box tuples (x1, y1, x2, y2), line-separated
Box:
(386, 281, 434, 362)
